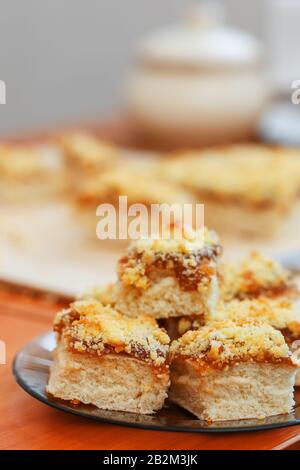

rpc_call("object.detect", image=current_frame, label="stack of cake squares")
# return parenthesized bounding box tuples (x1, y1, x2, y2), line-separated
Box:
(47, 227, 300, 421)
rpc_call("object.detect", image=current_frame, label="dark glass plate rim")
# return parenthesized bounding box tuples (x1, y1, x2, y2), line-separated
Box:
(12, 331, 300, 434)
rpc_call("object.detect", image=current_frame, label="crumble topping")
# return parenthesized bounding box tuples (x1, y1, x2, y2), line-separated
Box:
(177, 315, 205, 336)
(161, 144, 300, 210)
(211, 297, 300, 340)
(76, 164, 192, 207)
(58, 131, 118, 168)
(221, 251, 295, 302)
(0, 145, 44, 180)
(170, 319, 298, 368)
(117, 227, 221, 291)
(79, 283, 116, 305)
(54, 300, 170, 367)
(133, 226, 220, 254)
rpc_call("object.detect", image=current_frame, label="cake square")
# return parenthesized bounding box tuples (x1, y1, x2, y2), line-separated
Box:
(210, 296, 300, 386)
(0, 143, 64, 201)
(74, 162, 194, 240)
(102, 227, 221, 319)
(58, 131, 119, 176)
(174, 251, 298, 339)
(159, 144, 300, 238)
(169, 320, 298, 421)
(47, 300, 170, 414)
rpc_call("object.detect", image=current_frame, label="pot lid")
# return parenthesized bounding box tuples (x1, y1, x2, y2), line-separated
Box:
(138, 1, 263, 68)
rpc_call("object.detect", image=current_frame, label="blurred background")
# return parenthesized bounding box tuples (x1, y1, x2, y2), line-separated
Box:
(1, 0, 300, 294)
(0, 0, 264, 134)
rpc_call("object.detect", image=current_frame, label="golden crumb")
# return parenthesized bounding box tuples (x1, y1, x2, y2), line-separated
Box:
(161, 144, 300, 210)
(76, 163, 193, 207)
(221, 251, 295, 302)
(170, 319, 298, 368)
(0, 145, 44, 180)
(210, 297, 300, 340)
(117, 227, 221, 291)
(54, 300, 170, 367)
(79, 283, 116, 305)
(133, 226, 220, 255)
(177, 315, 204, 336)
(58, 131, 119, 170)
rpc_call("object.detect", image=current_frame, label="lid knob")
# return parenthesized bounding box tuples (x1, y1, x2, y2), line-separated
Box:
(184, 0, 225, 29)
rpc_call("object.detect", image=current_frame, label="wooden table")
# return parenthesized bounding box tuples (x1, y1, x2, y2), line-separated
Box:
(0, 287, 300, 450)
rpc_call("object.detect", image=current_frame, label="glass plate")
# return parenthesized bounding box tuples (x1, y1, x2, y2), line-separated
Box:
(13, 332, 300, 433)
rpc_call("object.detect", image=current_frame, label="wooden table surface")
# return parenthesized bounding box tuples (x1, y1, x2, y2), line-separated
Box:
(0, 287, 299, 450)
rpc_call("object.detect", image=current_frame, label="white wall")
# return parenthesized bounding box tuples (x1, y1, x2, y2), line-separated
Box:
(0, 0, 263, 135)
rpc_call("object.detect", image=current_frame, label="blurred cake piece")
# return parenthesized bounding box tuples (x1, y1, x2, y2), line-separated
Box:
(47, 300, 170, 414)
(0, 143, 64, 201)
(76, 163, 193, 207)
(80, 283, 116, 305)
(160, 144, 300, 238)
(75, 163, 194, 238)
(58, 131, 119, 179)
(170, 319, 298, 421)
